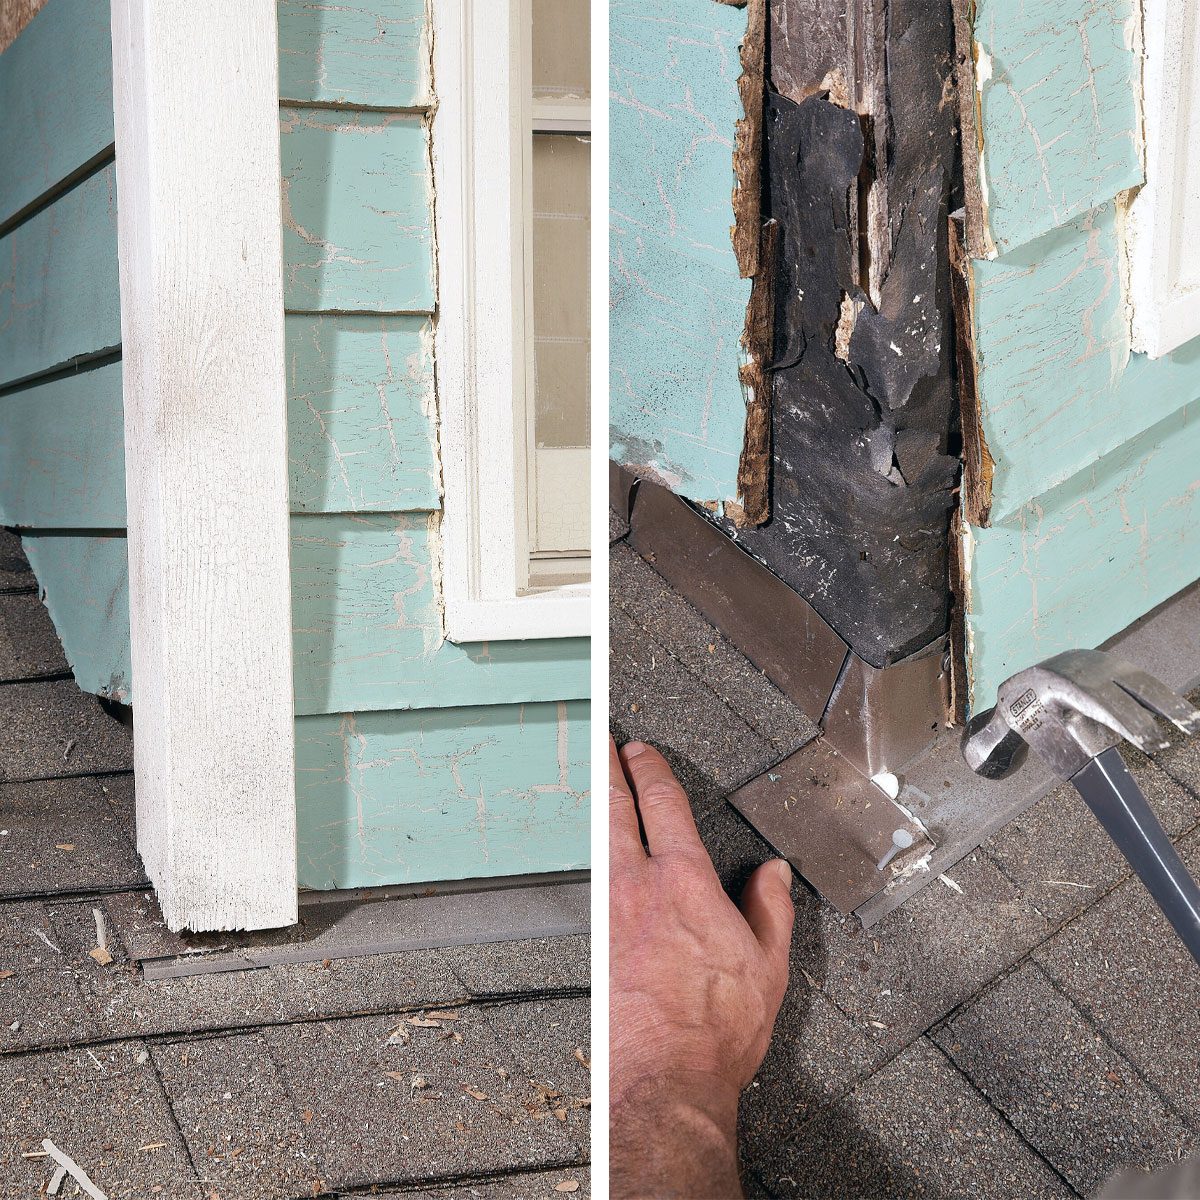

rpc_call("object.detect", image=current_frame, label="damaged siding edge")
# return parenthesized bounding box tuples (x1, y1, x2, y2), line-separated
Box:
(951, 0, 996, 260)
(730, 0, 771, 525)
(733, 219, 778, 527)
(949, 212, 993, 525)
(730, 0, 765, 279)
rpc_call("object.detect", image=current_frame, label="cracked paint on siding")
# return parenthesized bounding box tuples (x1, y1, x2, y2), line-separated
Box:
(295, 699, 589, 888)
(286, 313, 440, 512)
(280, 107, 434, 312)
(965, 403, 1200, 705)
(289, 514, 586, 714)
(609, 0, 752, 501)
(277, 0, 430, 108)
(0, 317, 442, 525)
(27, 524, 587, 716)
(968, 0, 1142, 256)
(966, 202, 1200, 524)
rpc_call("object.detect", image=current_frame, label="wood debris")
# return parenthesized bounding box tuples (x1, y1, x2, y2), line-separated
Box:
(574, 1047, 590, 1070)
(462, 1086, 489, 1101)
(40, 1139, 107, 1200)
(0, 969, 14, 979)
(32, 928, 61, 954)
(554, 1183, 580, 1194)
(88, 946, 114, 966)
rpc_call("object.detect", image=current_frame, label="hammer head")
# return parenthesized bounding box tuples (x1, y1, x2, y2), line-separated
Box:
(963, 649, 1200, 782)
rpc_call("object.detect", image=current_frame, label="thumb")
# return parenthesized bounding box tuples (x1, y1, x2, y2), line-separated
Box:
(740, 858, 795, 966)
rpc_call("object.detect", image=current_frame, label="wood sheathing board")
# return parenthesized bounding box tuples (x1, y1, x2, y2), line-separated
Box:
(712, 0, 964, 669)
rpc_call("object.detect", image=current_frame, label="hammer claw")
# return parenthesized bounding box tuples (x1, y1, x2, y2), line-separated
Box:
(1111, 667, 1200, 738)
(1079, 678, 1172, 754)
(965, 649, 1200, 967)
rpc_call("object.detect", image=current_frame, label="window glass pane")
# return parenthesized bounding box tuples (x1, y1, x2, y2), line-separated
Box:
(532, 0, 589, 101)
(532, 132, 590, 451)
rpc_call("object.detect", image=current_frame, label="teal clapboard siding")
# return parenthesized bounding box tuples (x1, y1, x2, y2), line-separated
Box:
(290, 515, 588, 714)
(286, 314, 440, 512)
(1, 0, 589, 889)
(21, 534, 131, 701)
(1, 319, 440, 525)
(971, 0, 1141, 256)
(966, 404, 1200, 705)
(960, 3, 1200, 709)
(278, 0, 428, 108)
(0, 164, 120, 388)
(0, 362, 126, 529)
(281, 108, 434, 312)
(295, 700, 589, 888)
(0, 0, 114, 228)
(968, 204, 1200, 524)
(23, 529, 588, 713)
(609, 0, 750, 502)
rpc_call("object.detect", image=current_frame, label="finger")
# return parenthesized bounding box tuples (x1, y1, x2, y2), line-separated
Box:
(740, 858, 795, 972)
(609, 736, 647, 864)
(618, 741, 705, 858)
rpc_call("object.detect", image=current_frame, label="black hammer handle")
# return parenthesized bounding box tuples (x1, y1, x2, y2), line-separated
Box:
(1072, 747, 1200, 966)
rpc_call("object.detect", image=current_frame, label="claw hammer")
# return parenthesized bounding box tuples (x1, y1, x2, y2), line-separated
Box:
(962, 649, 1200, 964)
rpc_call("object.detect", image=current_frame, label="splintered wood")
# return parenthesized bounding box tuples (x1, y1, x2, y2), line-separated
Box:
(730, 0, 774, 527)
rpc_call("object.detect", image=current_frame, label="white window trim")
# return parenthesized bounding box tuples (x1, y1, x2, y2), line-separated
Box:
(432, 0, 591, 643)
(1127, 0, 1200, 358)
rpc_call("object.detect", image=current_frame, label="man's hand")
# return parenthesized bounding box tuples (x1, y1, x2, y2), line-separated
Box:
(609, 737, 794, 1199)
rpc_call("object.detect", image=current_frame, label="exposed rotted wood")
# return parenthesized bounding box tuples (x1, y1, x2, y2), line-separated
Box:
(767, 0, 852, 106)
(733, 219, 778, 527)
(950, 0, 989, 260)
(949, 212, 991, 525)
(730, 0, 766, 279)
(712, 0, 962, 670)
(854, 0, 890, 302)
(0, 0, 48, 54)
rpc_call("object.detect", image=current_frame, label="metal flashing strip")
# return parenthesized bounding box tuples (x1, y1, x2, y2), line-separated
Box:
(628, 480, 849, 718)
(728, 740, 933, 913)
(856, 579, 1200, 926)
(821, 639, 951, 778)
(621, 476, 1200, 923)
(609, 458, 638, 526)
(106, 873, 591, 980)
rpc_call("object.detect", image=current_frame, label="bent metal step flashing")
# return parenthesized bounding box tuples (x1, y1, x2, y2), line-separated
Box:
(616, 467, 1200, 925)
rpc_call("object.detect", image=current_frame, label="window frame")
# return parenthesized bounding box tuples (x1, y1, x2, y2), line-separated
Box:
(1128, 0, 1200, 358)
(432, 0, 590, 642)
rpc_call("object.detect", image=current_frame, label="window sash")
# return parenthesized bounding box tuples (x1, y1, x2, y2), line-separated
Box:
(432, 0, 590, 642)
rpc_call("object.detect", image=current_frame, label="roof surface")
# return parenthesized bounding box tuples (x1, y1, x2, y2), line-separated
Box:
(0, 530, 591, 1200)
(611, 515, 1200, 1198)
